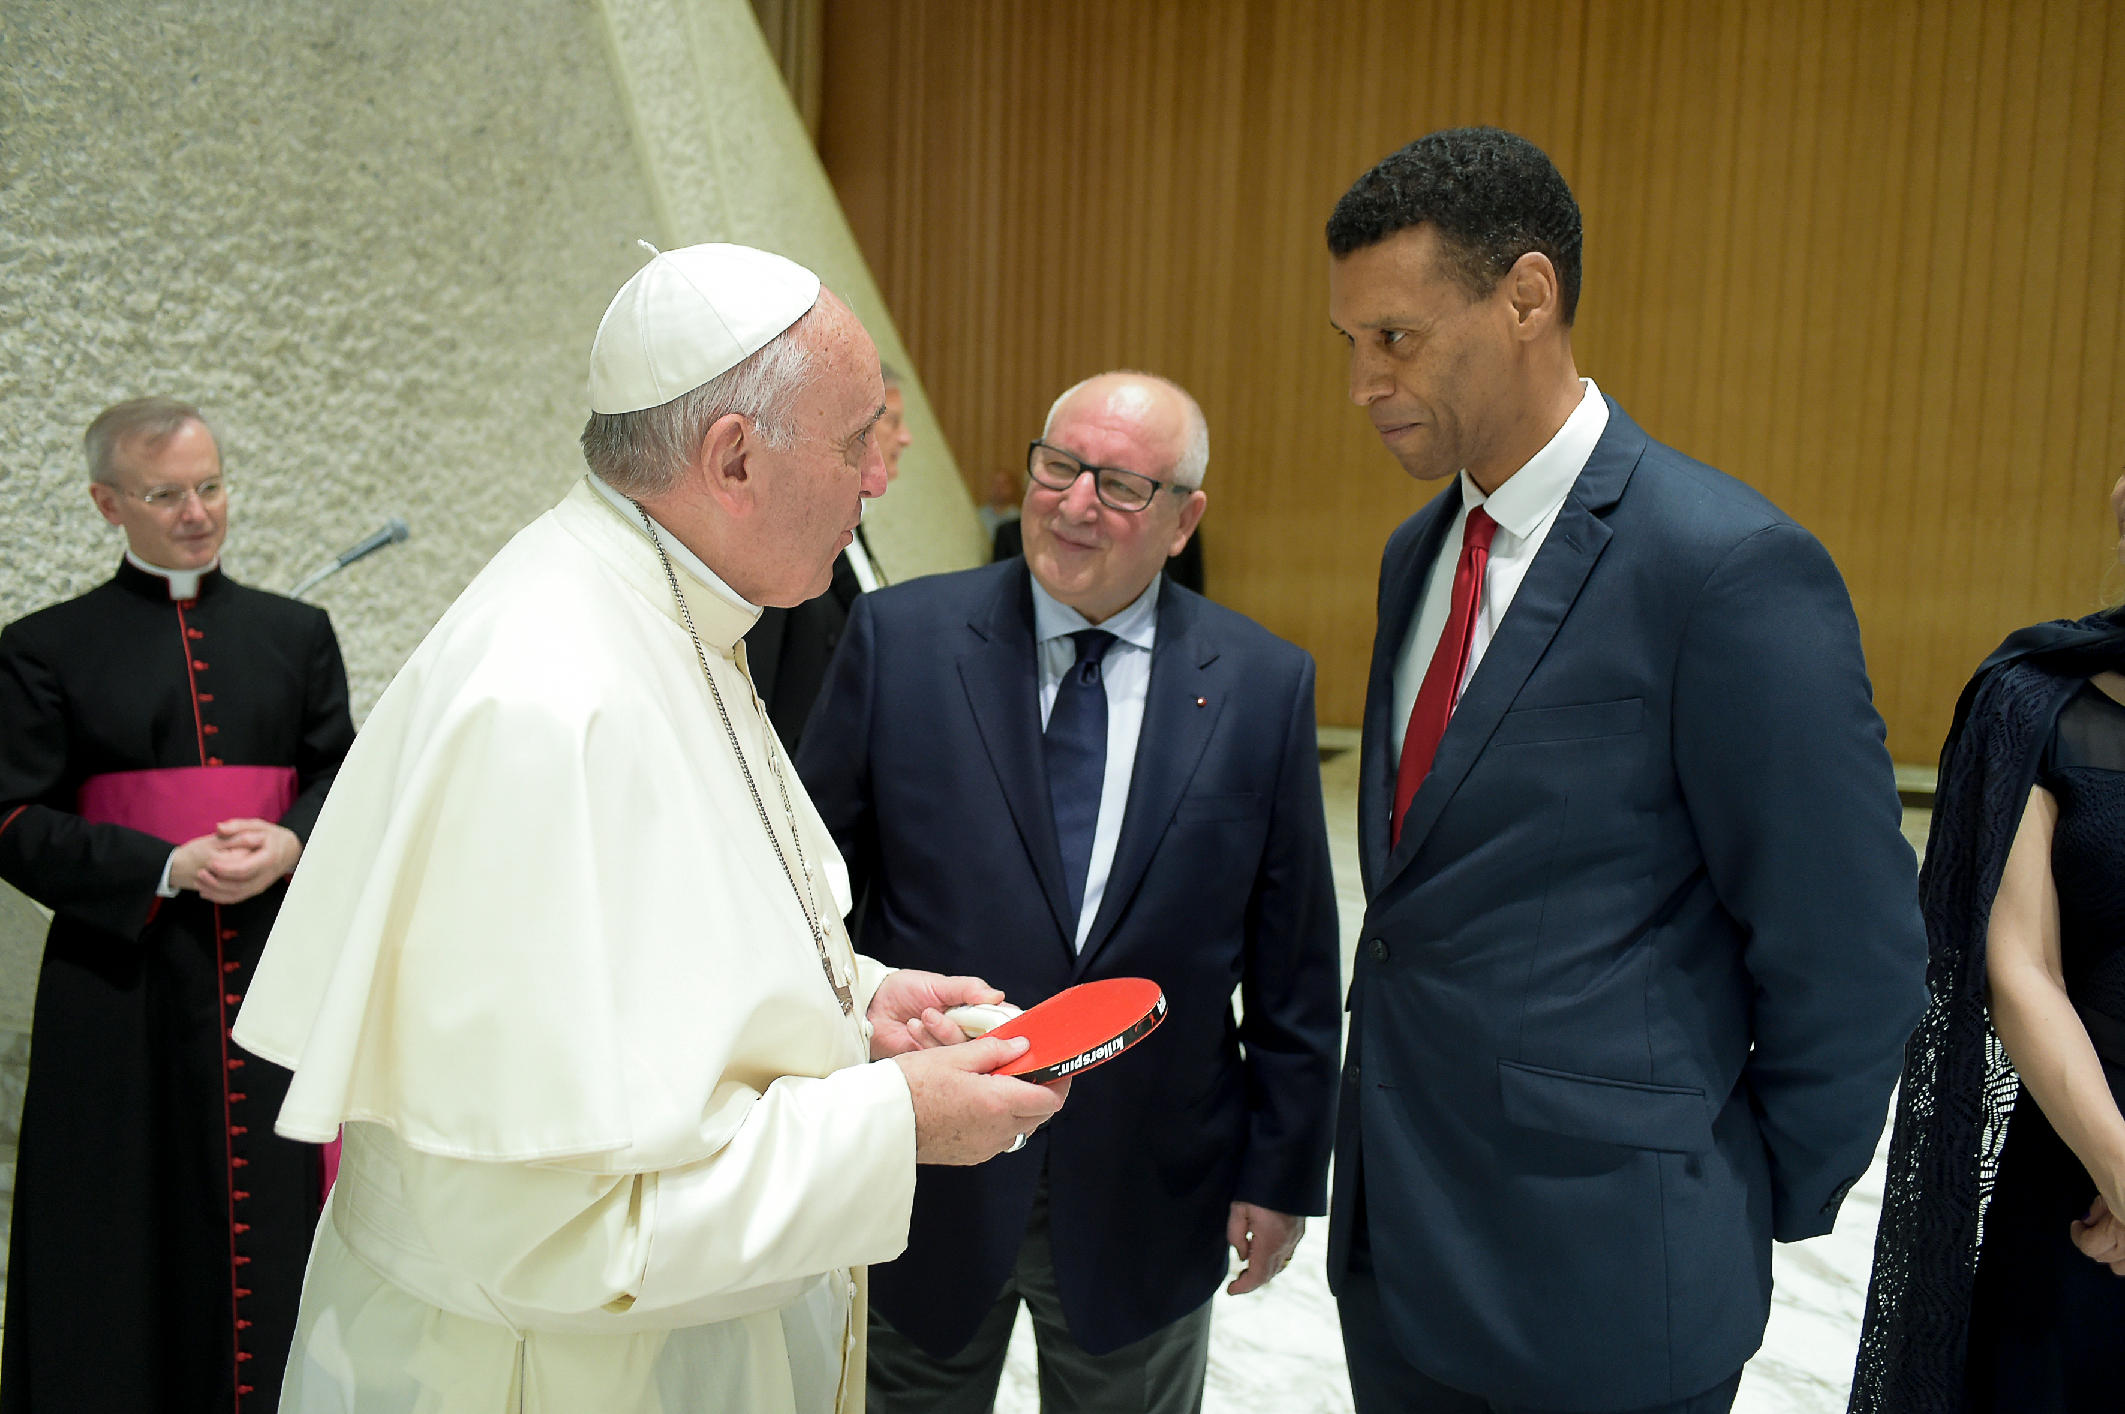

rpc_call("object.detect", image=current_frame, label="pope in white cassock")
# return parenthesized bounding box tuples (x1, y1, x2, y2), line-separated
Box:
(232, 244, 1066, 1413)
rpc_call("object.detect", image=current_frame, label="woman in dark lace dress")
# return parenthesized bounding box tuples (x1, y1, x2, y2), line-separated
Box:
(1850, 476, 2125, 1414)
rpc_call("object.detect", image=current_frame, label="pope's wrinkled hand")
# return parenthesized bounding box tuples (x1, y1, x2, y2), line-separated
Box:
(896, 1034, 1069, 1165)
(868, 969, 1007, 1059)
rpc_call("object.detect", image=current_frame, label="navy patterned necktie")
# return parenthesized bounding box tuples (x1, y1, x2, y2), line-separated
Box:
(1045, 628, 1117, 930)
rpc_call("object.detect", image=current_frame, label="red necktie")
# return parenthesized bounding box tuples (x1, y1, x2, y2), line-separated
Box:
(1391, 506, 1498, 847)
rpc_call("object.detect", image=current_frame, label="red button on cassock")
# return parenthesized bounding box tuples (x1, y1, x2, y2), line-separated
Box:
(233, 1222, 250, 1234)
(192, 660, 208, 670)
(233, 1254, 252, 1267)
(202, 723, 219, 736)
(226, 1058, 245, 1071)
(224, 993, 241, 1006)
(186, 628, 204, 640)
(231, 1158, 248, 1169)
(230, 1125, 248, 1136)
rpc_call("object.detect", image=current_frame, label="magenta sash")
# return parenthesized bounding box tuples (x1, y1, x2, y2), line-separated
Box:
(75, 763, 340, 1193)
(76, 765, 297, 843)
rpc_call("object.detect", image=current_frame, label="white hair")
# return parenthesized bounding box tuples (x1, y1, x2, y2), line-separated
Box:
(1042, 370, 1209, 490)
(578, 304, 821, 498)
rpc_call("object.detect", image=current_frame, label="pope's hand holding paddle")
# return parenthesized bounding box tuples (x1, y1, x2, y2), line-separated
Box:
(872, 968, 1071, 1165)
(867, 969, 1012, 1057)
(895, 1036, 1070, 1165)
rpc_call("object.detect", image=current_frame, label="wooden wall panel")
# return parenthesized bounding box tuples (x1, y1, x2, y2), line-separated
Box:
(820, 0, 2125, 756)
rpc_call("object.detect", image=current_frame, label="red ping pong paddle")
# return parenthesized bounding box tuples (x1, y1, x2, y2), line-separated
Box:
(982, 978, 1167, 1085)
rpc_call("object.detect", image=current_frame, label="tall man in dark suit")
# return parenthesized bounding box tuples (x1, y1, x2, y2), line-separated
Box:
(746, 364, 912, 746)
(1323, 128, 1929, 1414)
(798, 371, 1341, 1414)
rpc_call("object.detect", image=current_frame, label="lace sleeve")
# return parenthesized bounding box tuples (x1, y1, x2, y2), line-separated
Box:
(1847, 659, 2072, 1414)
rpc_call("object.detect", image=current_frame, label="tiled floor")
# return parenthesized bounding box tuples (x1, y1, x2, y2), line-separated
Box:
(994, 736, 1931, 1414)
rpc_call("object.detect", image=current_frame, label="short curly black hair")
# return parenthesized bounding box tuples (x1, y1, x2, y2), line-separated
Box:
(1327, 127, 1582, 325)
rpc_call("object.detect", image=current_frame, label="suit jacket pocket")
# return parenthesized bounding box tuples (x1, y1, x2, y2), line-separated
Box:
(1498, 1059, 1712, 1154)
(1175, 791, 1261, 823)
(1490, 697, 1643, 746)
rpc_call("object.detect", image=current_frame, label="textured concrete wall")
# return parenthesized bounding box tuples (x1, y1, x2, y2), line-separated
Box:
(0, 892, 42, 1035)
(0, 0, 976, 717)
(0, 0, 980, 1020)
(594, 0, 981, 583)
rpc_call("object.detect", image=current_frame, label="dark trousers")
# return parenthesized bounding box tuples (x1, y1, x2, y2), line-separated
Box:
(867, 1173, 1214, 1414)
(1338, 1181, 1741, 1414)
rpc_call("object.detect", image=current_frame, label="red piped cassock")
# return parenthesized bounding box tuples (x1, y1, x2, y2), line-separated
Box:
(0, 558, 354, 1413)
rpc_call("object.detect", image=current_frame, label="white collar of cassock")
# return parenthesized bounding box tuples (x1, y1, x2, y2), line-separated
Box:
(583, 473, 761, 652)
(1029, 569, 1161, 653)
(126, 549, 217, 601)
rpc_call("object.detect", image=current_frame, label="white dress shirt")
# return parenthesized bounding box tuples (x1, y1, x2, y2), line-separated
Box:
(1031, 574, 1160, 950)
(1390, 380, 1610, 771)
(843, 528, 882, 594)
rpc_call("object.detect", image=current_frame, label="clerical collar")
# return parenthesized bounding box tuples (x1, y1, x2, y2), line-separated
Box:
(123, 549, 220, 602)
(581, 474, 765, 657)
(1030, 570, 1161, 655)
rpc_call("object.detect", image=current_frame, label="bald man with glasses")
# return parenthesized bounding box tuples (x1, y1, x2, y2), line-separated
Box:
(797, 371, 1340, 1414)
(0, 397, 354, 1412)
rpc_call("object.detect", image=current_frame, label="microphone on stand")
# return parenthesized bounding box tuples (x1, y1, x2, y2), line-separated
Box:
(291, 516, 410, 599)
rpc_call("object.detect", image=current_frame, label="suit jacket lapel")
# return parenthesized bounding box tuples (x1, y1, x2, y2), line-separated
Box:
(1376, 400, 1644, 894)
(1075, 587, 1221, 974)
(956, 562, 1076, 947)
(1359, 489, 1461, 896)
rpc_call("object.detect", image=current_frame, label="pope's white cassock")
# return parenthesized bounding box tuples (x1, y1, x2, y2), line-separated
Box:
(233, 473, 915, 1414)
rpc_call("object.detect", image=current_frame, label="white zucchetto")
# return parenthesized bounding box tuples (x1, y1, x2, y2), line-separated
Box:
(588, 242, 823, 414)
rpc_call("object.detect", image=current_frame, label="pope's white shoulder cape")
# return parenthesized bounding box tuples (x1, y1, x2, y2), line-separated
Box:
(235, 479, 873, 1170)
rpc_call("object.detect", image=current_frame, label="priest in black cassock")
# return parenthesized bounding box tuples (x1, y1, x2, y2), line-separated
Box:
(0, 397, 356, 1413)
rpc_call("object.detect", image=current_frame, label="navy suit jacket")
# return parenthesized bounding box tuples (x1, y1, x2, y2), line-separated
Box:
(797, 559, 1341, 1358)
(1329, 399, 1928, 1408)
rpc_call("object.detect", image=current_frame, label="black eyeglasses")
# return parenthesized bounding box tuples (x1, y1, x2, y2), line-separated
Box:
(1026, 441, 1189, 514)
